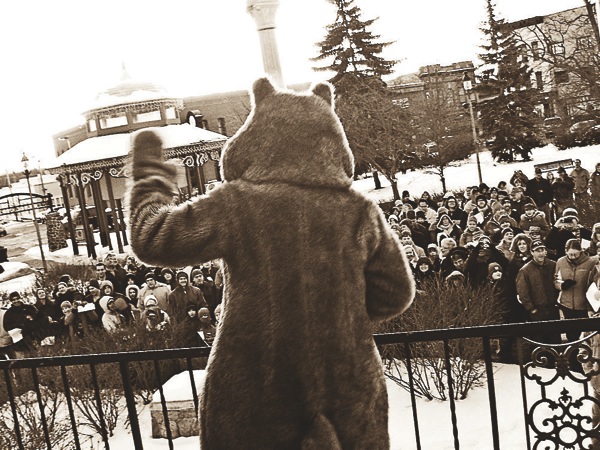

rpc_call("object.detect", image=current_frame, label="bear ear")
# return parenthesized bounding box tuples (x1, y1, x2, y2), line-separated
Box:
(311, 81, 334, 106)
(252, 77, 276, 103)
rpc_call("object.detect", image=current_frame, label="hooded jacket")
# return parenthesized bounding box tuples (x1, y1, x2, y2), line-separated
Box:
(128, 78, 415, 450)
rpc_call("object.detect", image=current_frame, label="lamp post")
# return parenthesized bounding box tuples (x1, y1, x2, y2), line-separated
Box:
(462, 72, 483, 185)
(247, 0, 284, 88)
(21, 152, 47, 274)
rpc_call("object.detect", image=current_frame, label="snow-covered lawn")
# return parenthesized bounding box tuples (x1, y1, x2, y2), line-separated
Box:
(353, 143, 599, 203)
(97, 363, 588, 449)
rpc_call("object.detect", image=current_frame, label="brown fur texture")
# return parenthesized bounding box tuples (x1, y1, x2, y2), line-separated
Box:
(128, 77, 415, 450)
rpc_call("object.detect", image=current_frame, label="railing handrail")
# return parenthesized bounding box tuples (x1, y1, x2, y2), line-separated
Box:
(3, 317, 598, 370)
(374, 317, 600, 344)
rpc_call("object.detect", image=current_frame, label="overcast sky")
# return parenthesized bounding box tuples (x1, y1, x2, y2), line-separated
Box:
(0, 0, 585, 171)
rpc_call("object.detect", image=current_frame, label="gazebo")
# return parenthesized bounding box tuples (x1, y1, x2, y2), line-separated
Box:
(47, 70, 227, 259)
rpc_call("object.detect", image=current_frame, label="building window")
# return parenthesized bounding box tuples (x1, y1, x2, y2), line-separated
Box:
(88, 119, 97, 133)
(554, 70, 569, 84)
(577, 36, 593, 50)
(535, 71, 544, 89)
(165, 107, 177, 119)
(392, 98, 410, 108)
(531, 41, 541, 60)
(551, 43, 565, 56)
(99, 115, 128, 129)
(133, 110, 161, 123)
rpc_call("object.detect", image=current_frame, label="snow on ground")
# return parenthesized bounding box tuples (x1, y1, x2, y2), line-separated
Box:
(0, 261, 36, 295)
(101, 363, 588, 449)
(353, 143, 600, 203)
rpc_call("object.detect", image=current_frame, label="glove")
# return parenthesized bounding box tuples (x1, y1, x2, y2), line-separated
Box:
(561, 279, 576, 290)
(131, 130, 176, 181)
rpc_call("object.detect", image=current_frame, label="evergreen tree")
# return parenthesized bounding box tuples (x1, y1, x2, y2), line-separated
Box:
(478, 0, 542, 162)
(312, 0, 396, 84)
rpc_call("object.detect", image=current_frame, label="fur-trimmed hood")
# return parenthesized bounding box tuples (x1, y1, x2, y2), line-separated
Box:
(220, 77, 354, 188)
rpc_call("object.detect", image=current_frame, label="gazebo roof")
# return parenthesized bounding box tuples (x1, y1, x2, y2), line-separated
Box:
(47, 124, 227, 173)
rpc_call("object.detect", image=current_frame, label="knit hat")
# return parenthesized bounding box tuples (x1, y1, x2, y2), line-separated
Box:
(161, 267, 174, 277)
(145, 272, 156, 281)
(402, 190, 410, 197)
(501, 227, 514, 236)
(562, 207, 579, 218)
(88, 279, 100, 290)
(557, 166, 567, 173)
(9, 291, 21, 301)
(57, 281, 68, 289)
(191, 269, 204, 279)
(415, 210, 425, 219)
(144, 295, 158, 308)
(388, 214, 399, 223)
(524, 203, 536, 211)
(407, 210, 418, 220)
(467, 215, 478, 225)
(512, 187, 524, 194)
(487, 262, 502, 276)
(176, 271, 189, 280)
(475, 194, 487, 203)
(498, 190, 509, 197)
(59, 274, 71, 284)
(535, 167, 542, 174)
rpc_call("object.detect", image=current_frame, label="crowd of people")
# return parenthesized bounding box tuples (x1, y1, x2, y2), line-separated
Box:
(0, 253, 224, 359)
(1, 160, 600, 362)
(386, 160, 600, 360)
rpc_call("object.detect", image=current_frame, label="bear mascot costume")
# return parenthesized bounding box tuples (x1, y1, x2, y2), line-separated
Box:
(128, 77, 415, 449)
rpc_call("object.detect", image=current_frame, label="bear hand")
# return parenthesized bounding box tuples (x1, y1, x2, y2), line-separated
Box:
(131, 130, 169, 180)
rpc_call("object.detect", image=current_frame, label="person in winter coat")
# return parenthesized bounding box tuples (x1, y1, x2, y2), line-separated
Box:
(141, 295, 170, 332)
(125, 284, 141, 309)
(552, 167, 575, 216)
(464, 236, 509, 286)
(526, 168, 554, 225)
(443, 195, 468, 229)
(160, 267, 178, 290)
(167, 271, 207, 322)
(414, 256, 436, 290)
(554, 239, 599, 341)
(545, 214, 592, 260)
(138, 272, 171, 313)
(516, 240, 561, 344)
(459, 216, 483, 247)
(433, 213, 462, 247)
(468, 195, 493, 226)
(588, 223, 600, 257)
(0, 292, 38, 358)
(30, 288, 61, 343)
(128, 78, 415, 450)
(197, 307, 217, 346)
(99, 296, 125, 333)
(495, 227, 515, 261)
(519, 203, 550, 239)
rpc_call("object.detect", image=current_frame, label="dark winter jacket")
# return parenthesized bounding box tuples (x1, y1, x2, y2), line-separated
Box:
(516, 258, 559, 320)
(526, 177, 553, 207)
(167, 284, 207, 322)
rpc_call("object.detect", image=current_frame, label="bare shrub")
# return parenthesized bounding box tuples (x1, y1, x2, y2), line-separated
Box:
(378, 276, 505, 400)
(0, 386, 78, 450)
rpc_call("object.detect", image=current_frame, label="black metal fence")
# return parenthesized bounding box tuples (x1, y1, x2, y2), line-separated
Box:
(2, 318, 600, 449)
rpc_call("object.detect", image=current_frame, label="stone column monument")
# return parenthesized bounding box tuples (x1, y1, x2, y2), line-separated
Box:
(246, 0, 284, 88)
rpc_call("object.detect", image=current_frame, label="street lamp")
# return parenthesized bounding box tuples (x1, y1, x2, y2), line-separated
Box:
(21, 152, 47, 274)
(462, 72, 483, 185)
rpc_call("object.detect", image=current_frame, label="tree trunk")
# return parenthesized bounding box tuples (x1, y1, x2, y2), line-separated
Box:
(373, 170, 382, 189)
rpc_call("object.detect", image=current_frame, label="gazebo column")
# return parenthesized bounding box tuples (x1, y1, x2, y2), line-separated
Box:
(185, 167, 193, 199)
(75, 174, 96, 259)
(116, 198, 128, 247)
(58, 174, 79, 256)
(91, 178, 112, 250)
(195, 164, 206, 195)
(104, 170, 124, 254)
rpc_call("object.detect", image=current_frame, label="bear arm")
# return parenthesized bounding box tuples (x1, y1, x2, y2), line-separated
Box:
(129, 184, 231, 268)
(363, 206, 415, 322)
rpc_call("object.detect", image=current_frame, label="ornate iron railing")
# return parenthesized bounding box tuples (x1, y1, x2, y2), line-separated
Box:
(1, 318, 600, 449)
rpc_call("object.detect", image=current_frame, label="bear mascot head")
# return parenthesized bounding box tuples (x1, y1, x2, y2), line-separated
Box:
(129, 77, 414, 449)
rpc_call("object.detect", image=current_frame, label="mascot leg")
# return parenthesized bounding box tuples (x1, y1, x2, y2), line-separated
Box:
(301, 414, 342, 450)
